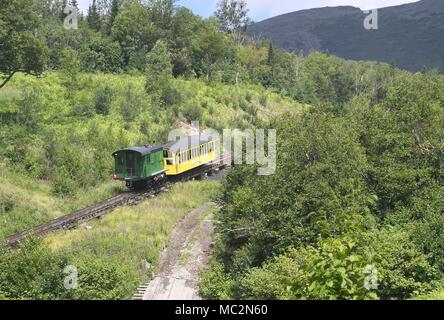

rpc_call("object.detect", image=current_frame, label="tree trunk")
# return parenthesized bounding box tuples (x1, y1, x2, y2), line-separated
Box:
(0, 71, 17, 90)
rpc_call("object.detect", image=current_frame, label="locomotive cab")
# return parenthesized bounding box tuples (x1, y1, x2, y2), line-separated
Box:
(112, 145, 165, 189)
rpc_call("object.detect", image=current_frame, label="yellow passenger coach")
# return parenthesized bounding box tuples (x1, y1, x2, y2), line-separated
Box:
(163, 135, 218, 175)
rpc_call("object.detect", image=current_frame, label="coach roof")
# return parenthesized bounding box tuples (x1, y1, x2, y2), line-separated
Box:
(164, 134, 216, 153)
(113, 144, 164, 156)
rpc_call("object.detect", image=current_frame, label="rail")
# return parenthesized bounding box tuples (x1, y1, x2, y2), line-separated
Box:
(4, 153, 231, 248)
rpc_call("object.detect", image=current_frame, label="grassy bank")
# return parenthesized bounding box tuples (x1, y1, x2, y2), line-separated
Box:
(43, 180, 220, 299)
(0, 71, 300, 238)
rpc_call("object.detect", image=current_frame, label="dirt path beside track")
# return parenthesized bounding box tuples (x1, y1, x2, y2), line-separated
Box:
(143, 203, 214, 300)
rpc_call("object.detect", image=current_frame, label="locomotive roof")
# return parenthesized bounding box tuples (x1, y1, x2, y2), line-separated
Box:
(164, 134, 216, 153)
(113, 144, 164, 156)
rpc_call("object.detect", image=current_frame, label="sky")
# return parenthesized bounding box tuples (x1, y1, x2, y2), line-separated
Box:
(77, 0, 420, 21)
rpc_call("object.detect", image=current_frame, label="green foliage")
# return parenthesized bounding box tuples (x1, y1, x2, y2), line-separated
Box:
(0, 0, 48, 89)
(51, 168, 78, 197)
(0, 238, 69, 300)
(181, 100, 203, 122)
(0, 193, 15, 214)
(215, 112, 373, 269)
(60, 47, 81, 87)
(298, 52, 355, 105)
(120, 83, 141, 123)
(94, 85, 113, 115)
(215, 0, 250, 37)
(145, 40, 174, 105)
(4, 0, 444, 302)
(69, 257, 130, 300)
(111, 0, 157, 69)
(206, 70, 444, 300)
(87, 0, 101, 32)
(80, 35, 122, 73)
(361, 227, 442, 299)
(236, 253, 298, 300)
(200, 261, 233, 300)
(278, 238, 377, 300)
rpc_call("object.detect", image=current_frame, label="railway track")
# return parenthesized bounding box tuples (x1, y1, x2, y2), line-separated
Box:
(5, 154, 231, 249)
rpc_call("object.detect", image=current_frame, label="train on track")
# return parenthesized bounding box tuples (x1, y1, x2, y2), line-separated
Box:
(112, 134, 218, 190)
(6, 134, 226, 248)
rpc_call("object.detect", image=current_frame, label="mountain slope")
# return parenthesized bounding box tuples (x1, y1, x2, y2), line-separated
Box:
(248, 0, 444, 71)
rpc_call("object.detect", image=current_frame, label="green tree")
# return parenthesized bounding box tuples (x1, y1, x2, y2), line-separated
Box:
(0, 238, 70, 300)
(120, 84, 140, 123)
(80, 34, 122, 72)
(145, 40, 173, 102)
(146, 0, 177, 36)
(170, 7, 202, 77)
(0, 0, 48, 89)
(107, 0, 121, 35)
(94, 85, 113, 115)
(60, 47, 81, 87)
(267, 41, 274, 66)
(239, 237, 378, 300)
(194, 18, 232, 81)
(215, 0, 251, 41)
(87, 0, 101, 32)
(111, 0, 157, 68)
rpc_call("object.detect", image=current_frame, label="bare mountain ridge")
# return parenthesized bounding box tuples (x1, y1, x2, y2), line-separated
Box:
(248, 0, 444, 71)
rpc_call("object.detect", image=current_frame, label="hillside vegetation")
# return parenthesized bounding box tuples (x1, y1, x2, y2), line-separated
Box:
(201, 70, 444, 300)
(0, 181, 218, 300)
(2, 0, 444, 301)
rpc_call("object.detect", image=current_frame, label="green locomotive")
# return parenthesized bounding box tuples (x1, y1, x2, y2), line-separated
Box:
(112, 135, 219, 190)
(112, 144, 166, 190)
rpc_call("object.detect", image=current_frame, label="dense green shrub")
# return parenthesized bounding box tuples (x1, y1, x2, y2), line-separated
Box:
(206, 70, 444, 300)
(80, 36, 122, 73)
(0, 239, 70, 300)
(94, 85, 113, 116)
(200, 261, 233, 300)
(287, 238, 376, 300)
(181, 101, 203, 122)
(70, 257, 133, 300)
(51, 169, 78, 197)
(360, 227, 442, 299)
(0, 193, 15, 213)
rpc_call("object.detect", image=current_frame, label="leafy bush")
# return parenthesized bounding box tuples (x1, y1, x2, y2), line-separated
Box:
(200, 261, 233, 300)
(0, 239, 70, 300)
(51, 169, 78, 197)
(205, 70, 444, 301)
(239, 236, 378, 300)
(362, 227, 443, 299)
(70, 257, 132, 300)
(94, 85, 113, 115)
(181, 101, 203, 122)
(0, 193, 15, 213)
